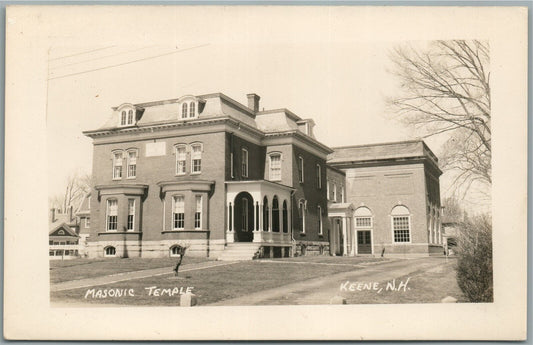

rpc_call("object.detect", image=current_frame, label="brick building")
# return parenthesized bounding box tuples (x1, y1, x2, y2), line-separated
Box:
(83, 93, 443, 259)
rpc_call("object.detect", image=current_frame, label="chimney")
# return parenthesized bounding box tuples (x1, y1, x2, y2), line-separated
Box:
(50, 208, 56, 223)
(246, 93, 260, 113)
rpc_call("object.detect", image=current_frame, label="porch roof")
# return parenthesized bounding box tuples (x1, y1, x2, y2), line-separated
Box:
(225, 180, 295, 192)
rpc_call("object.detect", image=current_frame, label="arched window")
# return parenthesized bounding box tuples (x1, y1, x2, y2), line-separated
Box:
(58, 229, 65, 235)
(170, 245, 182, 257)
(127, 109, 134, 125)
(127, 150, 137, 178)
(104, 246, 116, 257)
(316, 164, 322, 189)
(299, 199, 306, 233)
(298, 156, 304, 183)
(175, 144, 187, 175)
(120, 111, 127, 126)
(391, 205, 411, 243)
(282, 200, 288, 233)
(182, 103, 188, 119)
(269, 153, 282, 181)
(355, 206, 373, 228)
(241, 148, 249, 177)
(272, 196, 280, 232)
(191, 143, 202, 174)
(112, 151, 123, 179)
(189, 102, 196, 117)
(263, 196, 269, 231)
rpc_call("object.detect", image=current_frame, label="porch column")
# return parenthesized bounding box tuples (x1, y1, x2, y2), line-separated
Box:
(279, 205, 284, 234)
(226, 202, 234, 243)
(254, 201, 259, 231)
(342, 217, 348, 256)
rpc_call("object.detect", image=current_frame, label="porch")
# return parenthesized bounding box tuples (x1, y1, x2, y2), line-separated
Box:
(225, 180, 295, 246)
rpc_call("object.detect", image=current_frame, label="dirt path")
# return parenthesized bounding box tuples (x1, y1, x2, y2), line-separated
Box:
(50, 261, 237, 292)
(208, 257, 448, 306)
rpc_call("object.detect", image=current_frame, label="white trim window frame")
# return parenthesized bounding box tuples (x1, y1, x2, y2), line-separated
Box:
(326, 180, 330, 200)
(175, 144, 187, 175)
(127, 199, 135, 231)
(189, 102, 196, 118)
(126, 150, 138, 179)
(298, 156, 304, 183)
(127, 109, 134, 125)
(85, 217, 90, 228)
(106, 199, 118, 231)
(120, 111, 127, 126)
(195, 195, 202, 230)
(172, 195, 185, 230)
(242, 148, 249, 177)
(104, 246, 116, 257)
(269, 153, 282, 181)
(391, 215, 411, 244)
(299, 200, 306, 233)
(191, 143, 202, 174)
(182, 103, 188, 119)
(333, 182, 337, 202)
(112, 151, 123, 180)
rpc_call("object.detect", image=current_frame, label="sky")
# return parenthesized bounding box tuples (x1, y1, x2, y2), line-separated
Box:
(45, 7, 490, 213)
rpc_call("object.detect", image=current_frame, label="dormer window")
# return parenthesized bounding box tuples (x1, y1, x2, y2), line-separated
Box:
(182, 103, 188, 119)
(118, 106, 136, 126)
(178, 96, 199, 120)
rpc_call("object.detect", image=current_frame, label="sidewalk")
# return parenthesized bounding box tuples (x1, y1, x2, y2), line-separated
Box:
(50, 260, 237, 292)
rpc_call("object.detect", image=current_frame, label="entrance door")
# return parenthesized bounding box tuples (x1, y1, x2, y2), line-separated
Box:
(234, 192, 254, 242)
(357, 230, 372, 254)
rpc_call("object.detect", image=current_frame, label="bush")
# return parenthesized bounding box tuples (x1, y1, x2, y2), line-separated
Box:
(455, 215, 493, 302)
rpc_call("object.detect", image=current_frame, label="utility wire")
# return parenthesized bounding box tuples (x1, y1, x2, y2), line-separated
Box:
(48, 44, 209, 81)
(50, 45, 158, 70)
(49, 45, 117, 61)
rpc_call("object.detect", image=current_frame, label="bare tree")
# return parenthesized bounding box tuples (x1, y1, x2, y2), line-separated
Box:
(50, 172, 92, 215)
(388, 40, 491, 194)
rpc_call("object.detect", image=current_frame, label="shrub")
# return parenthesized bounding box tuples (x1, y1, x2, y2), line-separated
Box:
(455, 215, 493, 302)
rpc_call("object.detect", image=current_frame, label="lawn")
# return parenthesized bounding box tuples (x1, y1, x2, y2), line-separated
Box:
(49, 257, 209, 283)
(262, 256, 390, 265)
(50, 260, 369, 306)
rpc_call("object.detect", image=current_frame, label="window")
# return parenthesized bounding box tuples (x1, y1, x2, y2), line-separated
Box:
(340, 186, 345, 203)
(316, 164, 322, 189)
(391, 205, 411, 243)
(182, 103, 188, 119)
(127, 199, 135, 231)
(175, 145, 187, 175)
(282, 200, 288, 233)
(333, 182, 337, 202)
(242, 148, 248, 177)
(269, 154, 281, 181)
(191, 143, 202, 173)
(355, 206, 373, 228)
(272, 196, 279, 232)
(195, 195, 202, 229)
(85, 217, 90, 228)
(104, 246, 116, 257)
(120, 111, 127, 126)
(173, 196, 185, 230)
(170, 245, 182, 257)
(298, 156, 304, 183)
(189, 102, 196, 117)
(299, 200, 306, 233)
(112, 152, 123, 179)
(127, 110, 134, 125)
(326, 180, 330, 200)
(58, 229, 65, 235)
(318, 206, 323, 235)
(127, 150, 137, 178)
(106, 199, 118, 231)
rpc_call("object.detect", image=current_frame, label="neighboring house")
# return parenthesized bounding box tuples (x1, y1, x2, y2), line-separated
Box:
(75, 193, 92, 257)
(83, 92, 443, 259)
(49, 208, 80, 260)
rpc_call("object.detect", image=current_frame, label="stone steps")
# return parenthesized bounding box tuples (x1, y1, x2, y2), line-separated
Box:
(218, 243, 261, 261)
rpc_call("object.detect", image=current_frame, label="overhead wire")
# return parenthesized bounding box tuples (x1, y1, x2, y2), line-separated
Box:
(48, 44, 210, 81)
